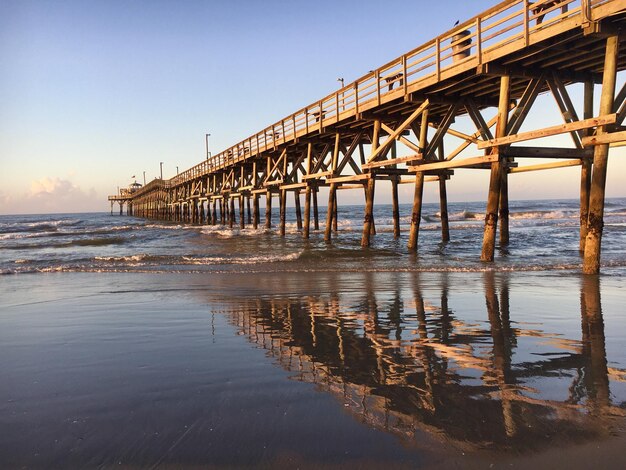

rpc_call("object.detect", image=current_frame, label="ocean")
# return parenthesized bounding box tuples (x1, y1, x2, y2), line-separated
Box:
(3, 198, 626, 275)
(1, 198, 626, 468)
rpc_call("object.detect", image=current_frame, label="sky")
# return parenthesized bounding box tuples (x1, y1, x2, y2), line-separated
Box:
(1, 0, 625, 215)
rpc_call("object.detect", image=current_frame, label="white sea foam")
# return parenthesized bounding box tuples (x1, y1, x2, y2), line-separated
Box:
(94, 254, 150, 262)
(181, 252, 301, 265)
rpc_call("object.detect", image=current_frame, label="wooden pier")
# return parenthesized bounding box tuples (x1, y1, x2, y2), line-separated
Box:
(109, 0, 626, 273)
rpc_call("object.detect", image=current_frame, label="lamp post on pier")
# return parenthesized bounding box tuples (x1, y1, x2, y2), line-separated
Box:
(160, 162, 163, 180)
(206, 133, 211, 159)
(143, 171, 146, 186)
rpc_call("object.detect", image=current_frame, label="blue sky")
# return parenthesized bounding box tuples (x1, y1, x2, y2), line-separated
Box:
(1, 0, 624, 214)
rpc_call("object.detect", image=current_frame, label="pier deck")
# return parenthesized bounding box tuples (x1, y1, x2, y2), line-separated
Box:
(109, 0, 626, 273)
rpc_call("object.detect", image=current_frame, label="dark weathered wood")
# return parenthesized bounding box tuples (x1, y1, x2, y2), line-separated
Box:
(499, 164, 510, 246)
(325, 184, 337, 242)
(361, 178, 376, 247)
(303, 185, 311, 239)
(408, 107, 429, 251)
(229, 196, 236, 229)
(313, 186, 320, 231)
(265, 191, 272, 229)
(280, 189, 287, 236)
(295, 190, 302, 231)
(253, 194, 260, 229)
(239, 196, 245, 229)
(580, 80, 594, 252)
(391, 176, 400, 239)
(584, 35, 619, 274)
(439, 177, 450, 242)
(332, 190, 338, 233)
(481, 75, 510, 262)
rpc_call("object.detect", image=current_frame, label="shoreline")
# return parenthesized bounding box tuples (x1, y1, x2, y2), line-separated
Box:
(1, 270, 625, 468)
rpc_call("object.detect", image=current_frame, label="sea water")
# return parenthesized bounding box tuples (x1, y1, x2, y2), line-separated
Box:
(2, 198, 626, 274)
(1, 199, 626, 468)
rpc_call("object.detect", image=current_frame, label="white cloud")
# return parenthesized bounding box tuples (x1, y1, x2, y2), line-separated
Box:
(0, 177, 103, 215)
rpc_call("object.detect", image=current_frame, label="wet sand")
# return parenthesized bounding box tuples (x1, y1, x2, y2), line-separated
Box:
(1, 271, 625, 469)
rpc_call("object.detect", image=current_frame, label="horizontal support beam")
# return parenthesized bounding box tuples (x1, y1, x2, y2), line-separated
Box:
(251, 188, 274, 195)
(326, 174, 371, 184)
(263, 179, 284, 186)
(503, 146, 593, 158)
(336, 184, 367, 190)
(361, 154, 424, 170)
(508, 159, 582, 174)
(476, 62, 601, 84)
(477, 115, 617, 149)
(279, 182, 307, 190)
(302, 170, 333, 180)
(399, 175, 450, 184)
(408, 154, 499, 172)
(581, 130, 626, 147)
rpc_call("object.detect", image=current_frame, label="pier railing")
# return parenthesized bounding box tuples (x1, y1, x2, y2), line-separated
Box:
(169, 0, 612, 187)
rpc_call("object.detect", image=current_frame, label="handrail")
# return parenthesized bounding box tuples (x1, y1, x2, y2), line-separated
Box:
(159, 0, 614, 188)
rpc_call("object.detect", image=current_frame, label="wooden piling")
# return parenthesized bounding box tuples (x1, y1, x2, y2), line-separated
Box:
(407, 174, 425, 251)
(229, 196, 235, 228)
(408, 108, 429, 251)
(583, 35, 619, 274)
(279, 189, 287, 236)
(212, 199, 217, 225)
(332, 190, 338, 233)
(481, 75, 510, 262)
(363, 119, 380, 246)
(239, 196, 245, 229)
(295, 190, 303, 230)
(303, 185, 311, 239)
(499, 168, 509, 245)
(391, 176, 400, 239)
(325, 184, 337, 242)
(580, 80, 594, 252)
(313, 186, 319, 231)
(361, 177, 376, 247)
(253, 194, 259, 229)
(265, 191, 272, 229)
(247, 196, 252, 224)
(439, 177, 450, 242)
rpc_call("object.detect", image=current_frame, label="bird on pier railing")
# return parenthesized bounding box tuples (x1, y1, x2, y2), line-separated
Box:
(454, 20, 459, 26)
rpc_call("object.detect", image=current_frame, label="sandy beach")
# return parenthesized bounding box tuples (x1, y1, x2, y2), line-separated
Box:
(2, 270, 625, 469)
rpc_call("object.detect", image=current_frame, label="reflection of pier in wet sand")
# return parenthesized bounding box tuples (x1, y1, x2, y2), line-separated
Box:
(214, 273, 625, 452)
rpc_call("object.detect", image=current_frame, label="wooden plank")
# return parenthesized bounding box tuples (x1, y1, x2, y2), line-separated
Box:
(302, 170, 333, 180)
(263, 179, 284, 186)
(409, 154, 499, 172)
(509, 159, 583, 173)
(477, 114, 617, 149)
(399, 176, 446, 184)
(504, 146, 593, 158)
(361, 153, 424, 169)
(326, 174, 371, 184)
(581, 130, 626, 146)
(279, 182, 307, 190)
